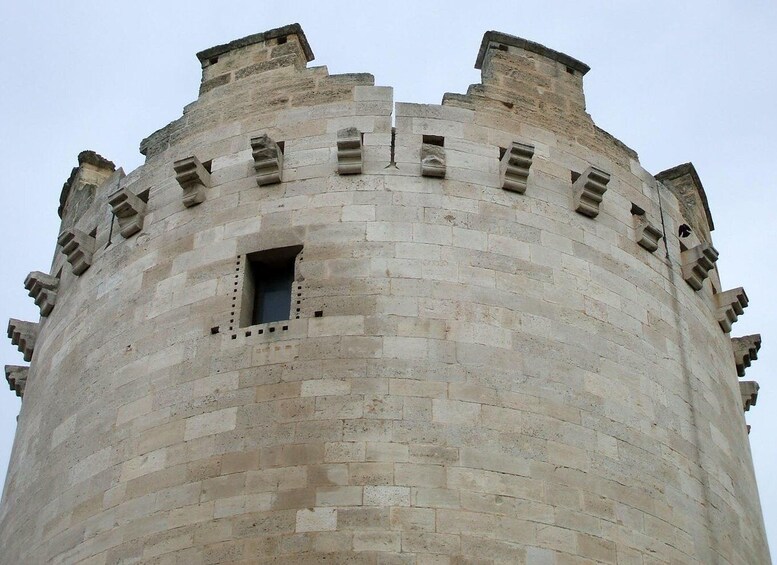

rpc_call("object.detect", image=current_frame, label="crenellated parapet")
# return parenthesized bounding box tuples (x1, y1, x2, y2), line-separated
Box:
(681, 243, 719, 290)
(500, 142, 534, 193)
(7, 319, 38, 362)
(5, 365, 28, 398)
(732, 334, 761, 377)
(108, 186, 147, 238)
(715, 287, 748, 333)
(251, 135, 284, 185)
(573, 166, 610, 218)
(23, 271, 58, 317)
(336, 127, 363, 175)
(740, 381, 759, 412)
(57, 229, 95, 275)
(656, 163, 714, 244)
(174, 156, 211, 207)
(58, 150, 116, 229)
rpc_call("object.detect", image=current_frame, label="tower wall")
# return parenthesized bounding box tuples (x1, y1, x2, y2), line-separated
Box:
(1, 25, 769, 564)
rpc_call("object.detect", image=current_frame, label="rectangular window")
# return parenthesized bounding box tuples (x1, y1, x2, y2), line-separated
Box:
(241, 245, 302, 326)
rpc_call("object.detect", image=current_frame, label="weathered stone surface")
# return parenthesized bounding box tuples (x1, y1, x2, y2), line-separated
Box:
(174, 156, 211, 207)
(715, 287, 748, 333)
(251, 134, 284, 185)
(4, 365, 28, 398)
(108, 186, 147, 238)
(681, 243, 719, 290)
(6, 319, 38, 362)
(0, 24, 769, 565)
(573, 166, 610, 218)
(732, 334, 761, 377)
(337, 127, 363, 175)
(57, 228, 95, 275)
(740, 381, 759, 411)
(500, 141, 534, 193)
(23, 271, 58, 316)
(420, 144, 445, 178)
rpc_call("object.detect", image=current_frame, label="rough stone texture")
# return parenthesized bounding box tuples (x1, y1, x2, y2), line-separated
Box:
(0, 25, 770, 565)
(732, 334, 761, 377)
(24, 271, 59, 317)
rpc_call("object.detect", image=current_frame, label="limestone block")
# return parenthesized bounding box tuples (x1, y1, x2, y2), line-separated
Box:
(573, 166, 610, 218)
(337, 127, 363, 175)
(5, 365, 28, 398)
(57, 229, 95, 275)
(174, 156, 211, 207)
(108, 186, 147, 238)
(680, 243, 719, 290)
(500, 142, 534, 193)
(740, 381, 759, 411)
(24, 271, 58, 316)
(631, 206, 663, 252)
(421, 144, 446, 178)
(715, 287, 748, 333)
(732, 334, 761, 377)
(251, 135, 284, 186)
(7, 319, 39, 362)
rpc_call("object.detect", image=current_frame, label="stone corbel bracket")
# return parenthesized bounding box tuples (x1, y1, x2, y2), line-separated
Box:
(174, 156, 211, 207)
(740, 381, 759, 412)
(573, 166, 610, 218)
(7, 319, 39, 362)
(732, 334, 761, 377)
(24, 271, 59, 317)
(500, 142, 534, 194)
(715, 287, 748, 333)
(421, 144, 446, 178)
(57, 229, 95, 276)
(108, 186, 147, 238)
(251, 135, 284, 186)
(681, 243, 719, 291)
(631, 205, 663, 252)
(337, 127, 363, 175)
(5, 365, 28, 398)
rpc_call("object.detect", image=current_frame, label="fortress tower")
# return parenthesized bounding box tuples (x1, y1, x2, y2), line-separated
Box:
(0, 24, 770, 563)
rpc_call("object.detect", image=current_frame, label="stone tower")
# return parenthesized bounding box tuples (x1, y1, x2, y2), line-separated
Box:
(1, 24, 770, 564)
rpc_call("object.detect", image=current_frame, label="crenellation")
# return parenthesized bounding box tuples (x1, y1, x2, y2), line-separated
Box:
(23, 271, 59, 317)
(4, 365, 27, 398)
(174, 156, 212, 207)
(336, 127, 363, 175)
(500, 142, 534, 193)
(7, 319, 38, 362)
(715, 287, 748, 333)
(680, 243, 719, 290)
(732, 334, 761, 377)
(57, 228, 95, 275)
(108, 186, 147, 238)
(573, 166, 610, 218)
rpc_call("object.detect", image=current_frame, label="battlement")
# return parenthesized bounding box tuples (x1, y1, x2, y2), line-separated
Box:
(1, 24, 769, 565)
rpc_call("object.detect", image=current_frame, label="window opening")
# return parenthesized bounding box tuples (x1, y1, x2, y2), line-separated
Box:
(241, 245, 302, 327)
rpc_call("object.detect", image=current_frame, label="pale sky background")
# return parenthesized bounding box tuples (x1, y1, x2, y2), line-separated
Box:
(0, 0, 774, 559)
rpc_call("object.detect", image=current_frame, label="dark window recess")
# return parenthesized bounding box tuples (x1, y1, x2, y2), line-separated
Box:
(241, 245, 302, 327)
(423, 135, 444, 147)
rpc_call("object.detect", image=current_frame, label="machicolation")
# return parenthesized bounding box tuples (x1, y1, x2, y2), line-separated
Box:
(0, 23, 770, 564)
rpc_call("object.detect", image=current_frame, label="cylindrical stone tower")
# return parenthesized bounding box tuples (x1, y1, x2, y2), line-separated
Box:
(1, 24, 770, 564)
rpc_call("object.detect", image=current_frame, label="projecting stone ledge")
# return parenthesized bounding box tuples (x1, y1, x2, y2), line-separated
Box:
(421, 144, 446, 178)
(174, 156, 211, 207)
(732, 334, 761, 377)
(337, 128, 363, 175)
(500, 142, 534, 194)
(573, 166, 610, 218)
(5, 366, 28, 398)
(740, 381, 759, 412)
(24, 272, 59, 317)
(681, 243, 719, 291)
(252, 135, 284, 185)
(58, 229, 95, 276)
(631, 204, 663, 252)
(7, 319, 38, 362)
(715, 288, 748, 333)
(108, 186, 147, 238)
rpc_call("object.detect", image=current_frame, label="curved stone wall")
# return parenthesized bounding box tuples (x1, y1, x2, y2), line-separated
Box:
(0, 24, 769, 564)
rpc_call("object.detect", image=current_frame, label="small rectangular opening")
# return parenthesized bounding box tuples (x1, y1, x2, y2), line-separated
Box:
(241, 245, 303, 327)
(423, 135, 444, 147)
(314, 310, 323, 318)
(138, 188, 151, 203)
(277, 36, 288, 45)
(630, 203, 646, 216)
(210, 326, 220, 335)
(496, 44, 508, 52)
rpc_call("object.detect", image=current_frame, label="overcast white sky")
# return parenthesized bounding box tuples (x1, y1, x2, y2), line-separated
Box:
(0, 0, 773, 558)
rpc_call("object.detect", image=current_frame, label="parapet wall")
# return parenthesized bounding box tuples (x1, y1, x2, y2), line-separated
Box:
(1, 24, 769, 564)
